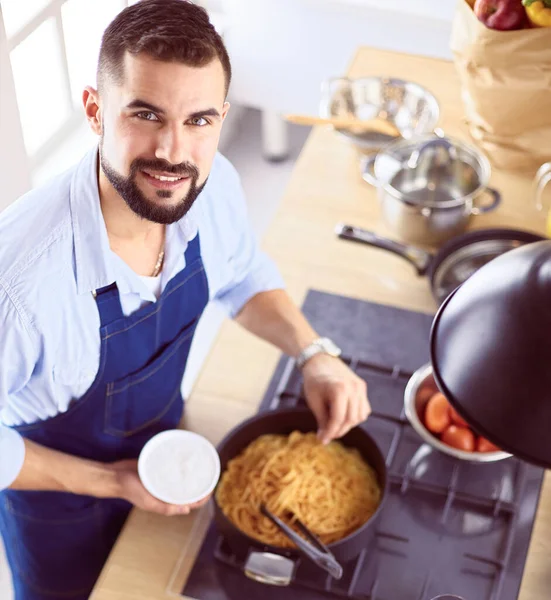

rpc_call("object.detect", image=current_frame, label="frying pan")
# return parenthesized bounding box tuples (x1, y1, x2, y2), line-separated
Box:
(212, 407, 387, 585)
(336, 224, 546, 304)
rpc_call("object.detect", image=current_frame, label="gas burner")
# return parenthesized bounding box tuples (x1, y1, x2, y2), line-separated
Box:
(395, 444, 519, 537)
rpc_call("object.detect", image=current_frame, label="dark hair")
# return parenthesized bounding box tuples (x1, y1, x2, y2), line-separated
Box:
(97, 0, 231, 96)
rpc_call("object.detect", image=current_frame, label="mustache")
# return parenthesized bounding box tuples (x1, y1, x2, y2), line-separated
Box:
(131, 158, 199, 178)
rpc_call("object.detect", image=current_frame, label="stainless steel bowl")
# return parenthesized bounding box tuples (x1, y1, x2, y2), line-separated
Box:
(404, 363, 511, 463)
(319, 76, 440, 152)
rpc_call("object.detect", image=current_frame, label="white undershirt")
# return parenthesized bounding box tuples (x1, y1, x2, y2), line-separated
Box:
(139, 273, 163, 300)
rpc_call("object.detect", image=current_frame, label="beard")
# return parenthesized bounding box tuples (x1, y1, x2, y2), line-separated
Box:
(99, 145, 207, 225)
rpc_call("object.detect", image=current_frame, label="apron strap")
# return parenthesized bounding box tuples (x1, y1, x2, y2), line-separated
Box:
(93, 282, 124, 326)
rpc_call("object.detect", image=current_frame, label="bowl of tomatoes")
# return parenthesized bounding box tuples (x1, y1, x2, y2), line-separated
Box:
(404, 363, 511, 462)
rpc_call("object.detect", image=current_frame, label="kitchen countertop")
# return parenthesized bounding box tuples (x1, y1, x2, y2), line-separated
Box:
(91, 46, 551, 600)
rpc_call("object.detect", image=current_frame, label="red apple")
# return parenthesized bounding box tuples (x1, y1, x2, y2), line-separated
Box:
(474, 0, 527, 30)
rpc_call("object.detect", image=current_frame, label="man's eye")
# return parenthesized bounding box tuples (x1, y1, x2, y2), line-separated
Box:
(190, 116, 209, 127)
(137, 111, 159, 121)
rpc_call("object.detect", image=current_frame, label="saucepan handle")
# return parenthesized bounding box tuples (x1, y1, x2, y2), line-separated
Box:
(335, 223, 432, 275)
(533, 162, 551, 213)
(244, 551, 296, 586)
(471, 187, 501, 216)
(360, 154, 378, 186)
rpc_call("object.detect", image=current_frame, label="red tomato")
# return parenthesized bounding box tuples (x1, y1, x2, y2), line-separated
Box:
(441, 425, 476, 452)
(424, 392, 451, 434)
(477, 436, 501, 453)
(417, 386, 435, 406)
(448, 405, 469, 428)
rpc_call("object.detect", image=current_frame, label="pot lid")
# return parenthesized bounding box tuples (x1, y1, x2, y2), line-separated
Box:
(430, 240, 551, 468)
(373, 134, 490, 209)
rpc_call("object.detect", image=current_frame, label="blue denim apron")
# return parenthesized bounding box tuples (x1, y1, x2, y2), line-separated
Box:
(0, 234, 209, 600)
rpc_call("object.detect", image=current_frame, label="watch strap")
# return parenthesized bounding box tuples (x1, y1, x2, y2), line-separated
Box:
(295, 337, 341, 370)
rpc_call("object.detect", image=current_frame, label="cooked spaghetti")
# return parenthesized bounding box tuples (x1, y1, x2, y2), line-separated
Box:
(215, 431, 381, 548)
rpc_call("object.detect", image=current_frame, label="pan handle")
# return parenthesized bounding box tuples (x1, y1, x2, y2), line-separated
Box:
(335, 223, 432, 275)
(244, 551, 296, 586)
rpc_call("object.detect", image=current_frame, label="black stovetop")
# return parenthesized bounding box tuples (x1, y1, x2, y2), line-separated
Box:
(181, 291, 544, 600)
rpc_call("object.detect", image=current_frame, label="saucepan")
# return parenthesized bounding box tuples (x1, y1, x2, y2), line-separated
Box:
(534, 161, 551, 237)
(212, 407, 387, 585)
(336, 224, 546, 305)
(360, 134, 502, 245)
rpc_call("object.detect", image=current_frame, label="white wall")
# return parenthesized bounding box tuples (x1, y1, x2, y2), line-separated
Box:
(222, 0, 455, 116)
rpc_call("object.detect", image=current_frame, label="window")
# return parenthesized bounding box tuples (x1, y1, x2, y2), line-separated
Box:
(1, 0, 126, 169)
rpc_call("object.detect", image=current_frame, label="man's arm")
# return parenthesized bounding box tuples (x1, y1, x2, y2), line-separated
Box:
(201, 157, 370, 441)
(8, 437, 208, 515)
(0, 287, 204, 514)
(235, 289, 371, 444)
(11, 437, 117, 496)
(234, 288, 318, 357)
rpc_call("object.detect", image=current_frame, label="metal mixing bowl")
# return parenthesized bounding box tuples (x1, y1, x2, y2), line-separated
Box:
(404, 363, 511, 463)
(319, 76, 440, 152)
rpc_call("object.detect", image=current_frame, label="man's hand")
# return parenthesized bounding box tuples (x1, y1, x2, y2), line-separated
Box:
(302, 354, 371, 445)
(109, 459, 211, 516)
(233, 289, 371, 441)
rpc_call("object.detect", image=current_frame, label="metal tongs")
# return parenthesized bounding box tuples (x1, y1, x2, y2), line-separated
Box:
(260, 503, 343, 580)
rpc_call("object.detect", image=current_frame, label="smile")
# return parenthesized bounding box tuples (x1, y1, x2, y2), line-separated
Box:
(149, 174, 182, 182)
(140, 170, 191, 190)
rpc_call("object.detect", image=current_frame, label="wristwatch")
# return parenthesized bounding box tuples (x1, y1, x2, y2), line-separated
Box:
(295, 337, 342, 370)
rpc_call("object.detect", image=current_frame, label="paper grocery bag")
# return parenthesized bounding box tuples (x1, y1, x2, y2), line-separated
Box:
(450, 0, 551, 171)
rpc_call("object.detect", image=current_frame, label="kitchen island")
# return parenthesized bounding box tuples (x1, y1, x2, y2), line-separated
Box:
(91, 46, 551, 600)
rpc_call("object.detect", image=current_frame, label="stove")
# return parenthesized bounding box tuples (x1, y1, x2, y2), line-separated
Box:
(180, 291, 544, 600)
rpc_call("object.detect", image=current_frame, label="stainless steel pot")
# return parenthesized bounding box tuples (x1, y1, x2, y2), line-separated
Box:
(362, 134, 501, 245)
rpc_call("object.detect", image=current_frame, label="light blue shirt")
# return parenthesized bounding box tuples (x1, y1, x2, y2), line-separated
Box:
(0, 147, 284, 489)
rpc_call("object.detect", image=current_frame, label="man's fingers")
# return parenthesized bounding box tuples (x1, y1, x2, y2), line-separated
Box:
(357, 379, 370, 423)
(188, 494, 211, 510)
(335, 396, 359, 439)
(320, 385, 348, 444)
(143, 497, 184, 517)
(334, 380, 370, 440)
(308, 394, 330, 441)
(162, 493, 212, 516)
(361, 396, 372, 422)
(350, 379, 370, 428)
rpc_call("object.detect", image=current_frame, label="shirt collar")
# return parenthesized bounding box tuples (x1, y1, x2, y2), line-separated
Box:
(70, 146, 115, 295)
(70, 146, 200, 296)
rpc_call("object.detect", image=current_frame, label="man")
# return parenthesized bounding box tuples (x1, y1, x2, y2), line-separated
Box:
(0, 1, 370, 598)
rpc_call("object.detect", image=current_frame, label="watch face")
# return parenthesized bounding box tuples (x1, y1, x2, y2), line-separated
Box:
(320, 338, 342, 357)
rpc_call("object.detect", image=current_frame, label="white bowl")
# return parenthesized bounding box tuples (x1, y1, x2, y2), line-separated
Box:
(138, 429, 221, 505)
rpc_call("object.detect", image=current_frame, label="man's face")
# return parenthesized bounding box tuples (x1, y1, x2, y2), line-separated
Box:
(98, 53, 229, 224)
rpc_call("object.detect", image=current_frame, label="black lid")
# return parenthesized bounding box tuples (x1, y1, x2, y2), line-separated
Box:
(430, 240, 551, 468)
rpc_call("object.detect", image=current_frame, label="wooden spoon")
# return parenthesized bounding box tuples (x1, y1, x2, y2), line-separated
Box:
(284, 114, 401, 137)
